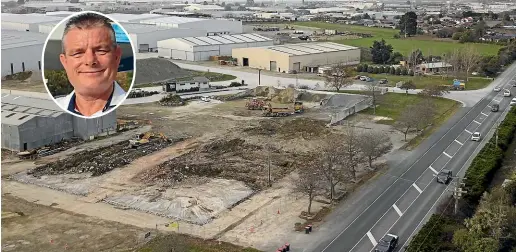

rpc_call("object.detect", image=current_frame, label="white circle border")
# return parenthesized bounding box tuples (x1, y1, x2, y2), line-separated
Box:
(41, 10, 137, 119)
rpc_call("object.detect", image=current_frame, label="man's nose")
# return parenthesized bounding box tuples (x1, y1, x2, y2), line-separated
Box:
(83, 49, 98, 66)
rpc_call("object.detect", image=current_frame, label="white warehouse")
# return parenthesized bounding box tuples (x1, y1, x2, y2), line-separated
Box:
(2, 30, 46, 77)
(157, 33, 273, 61)
(2, 13, 64, 32)
(140, 16, 243, 35)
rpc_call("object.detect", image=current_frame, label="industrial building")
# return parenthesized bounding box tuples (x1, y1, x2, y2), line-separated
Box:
(1, 30, 47, 77)
(232, 42, 361, 73)
(1, 93, 117, 151)
(140, 16, 243, 35)
(105, 13, 164, 23)
(1, 13, 64, 32)
(157, 33, 273, 61)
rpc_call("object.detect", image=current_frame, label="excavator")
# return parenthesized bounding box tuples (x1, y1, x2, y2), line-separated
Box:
(129, 132, 170, 148)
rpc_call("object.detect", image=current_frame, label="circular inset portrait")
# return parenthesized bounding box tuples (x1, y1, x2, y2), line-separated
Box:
(42, 11, 135, 119)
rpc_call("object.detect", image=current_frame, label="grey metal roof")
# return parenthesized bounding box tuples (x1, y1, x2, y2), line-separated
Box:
(266, 42, 359, 56)
(141, 16, 206, 24)
(1, 13, 63, 24)
(169, 33, 273, 46)
(106, 13, 163, 22)
(1, 30, 46, 50)
(118, 22, 178, 34)
(1, 93, 64, 126)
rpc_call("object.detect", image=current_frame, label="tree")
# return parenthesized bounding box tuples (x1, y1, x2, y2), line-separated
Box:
(399, 12, 418, 37)
(400, 80, 416, 95)
(395, 67, 402, 75)
(371, 39, 393, 64)
(389, 52, 404, 64)
(473, 20, 487, 39)
(341, 126, 362, 182)
(294, 157, 324, 215)
(413, 99, 437, 132)
(319, 136, 347, 202)
(478, 55, 501, 77)
(356, 65, 363, 72)
(408, 49, 424, 68)
(358, 131, 392, 169)
(361, 47, 373, 62)
(224, 5, 231, 10)
(202, 0, 208, 4)
(372, 67, 379, 74)
(420, 85, 449, 97)
(459, 30, 474, 43)
(452, 32, 462, 40)
(44, 70, 73, 96)
(401, 68, 408, 75)
(237, 5, 247, 11)
(367, 65, 374, 73)
(362, 80, 384, 114)
(396, 105, 420, 141)
(220, 1, 225, 6)
(323, 64, 355, 91)
(378, 66, 385, 73)
(462, 45, 481, 82)
(389, 66, 396, 74)
(437, 28, 454, 38)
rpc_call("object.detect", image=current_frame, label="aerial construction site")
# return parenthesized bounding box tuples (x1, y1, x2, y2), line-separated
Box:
(2, 83, 410, 251)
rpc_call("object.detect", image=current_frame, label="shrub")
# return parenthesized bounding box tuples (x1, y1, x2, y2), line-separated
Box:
(363, 64, 369, 72)
(401, 68, 408, 75)
(356, 65, 363, 72)
(367, 66, 374, 73)
(390, 66, 396, 75)
(393, 34, 400, 39)
(395, 67, 402, 75)
(229, 81, 243, 87)
(378, 66, 385, 73)
(408, 69, 415, 76)
(372, 67, 379, 74)
(406, 215, 461, 252)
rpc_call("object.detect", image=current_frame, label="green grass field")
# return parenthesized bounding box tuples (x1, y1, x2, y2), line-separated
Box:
(294, 22, 501, 56)
(363, 74, 492, 90)
(136, 234, 261, 252)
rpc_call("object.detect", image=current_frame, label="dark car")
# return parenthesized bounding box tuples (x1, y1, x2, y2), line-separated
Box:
(436, 169, 453, 184)
(379, 79, 388, 84)
(374, 234, 398, 252)
(491, 103, 499, 112)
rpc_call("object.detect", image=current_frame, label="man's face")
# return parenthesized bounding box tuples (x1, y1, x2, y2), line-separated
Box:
(60, 26, 122, 97)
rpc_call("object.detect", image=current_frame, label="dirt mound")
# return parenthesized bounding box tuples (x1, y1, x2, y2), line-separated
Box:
(297, 91, 330, 103)
(243, 118, 329, 140)
(253, 86, 297, 104)
(134, 58, 191, 85)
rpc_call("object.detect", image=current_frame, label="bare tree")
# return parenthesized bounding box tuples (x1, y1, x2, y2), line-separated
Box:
(341, 125, 362, 182)
(461, 45, 480, 82)
(414, 99, 437, 132)
(361, 81, 385, 114)
(319, 135, 346, 202)
(400, 80, 417, 95)
(449, 48, 462, 78)
(294, 157, 324, 215)
(419, 84, 450, 97)
(358, 131, 393, 170)
(324, 64, 355, 92)
(396, 105, 421, 141)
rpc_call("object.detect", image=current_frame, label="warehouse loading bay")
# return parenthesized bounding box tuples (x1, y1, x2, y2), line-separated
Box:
(1, 86, 411, 251)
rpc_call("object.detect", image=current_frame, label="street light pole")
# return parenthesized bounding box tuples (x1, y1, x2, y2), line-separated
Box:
(258, 69, 262, 86)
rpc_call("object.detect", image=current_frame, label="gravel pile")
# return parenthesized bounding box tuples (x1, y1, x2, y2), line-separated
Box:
(134, 58, 191, 85)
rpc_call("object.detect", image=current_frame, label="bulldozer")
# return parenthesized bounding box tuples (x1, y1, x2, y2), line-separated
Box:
(294, 101, 304, 113)
(129, 132, 169, 148)
(245, 98, 266, 110)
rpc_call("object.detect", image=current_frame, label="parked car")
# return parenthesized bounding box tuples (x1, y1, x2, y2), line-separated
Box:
(504, 89, 511, 97)
(379, 79, 388, 84)
(366, 77, 374, 82)
(510, 98, 516, 106)
(436, 169, 453, 184)
(201, 96, 211, 102)
(511, 80, 516, 87)
(373, 234, 398, 252)
(494, 86, 502, 92)
(360, 76, 368, 81)
(471, 132, 481, 141)
(491, 103, 499, 112)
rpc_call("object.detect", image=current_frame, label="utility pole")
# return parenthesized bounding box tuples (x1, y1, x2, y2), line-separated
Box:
(449, 177, 467, 215)
(258, 69, 262, 86)
(267, 142, 272, 187)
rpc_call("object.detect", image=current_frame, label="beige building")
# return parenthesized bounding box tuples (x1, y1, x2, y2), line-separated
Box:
(232, 42, 360, 73)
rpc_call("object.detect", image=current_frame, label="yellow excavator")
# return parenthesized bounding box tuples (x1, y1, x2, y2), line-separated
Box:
(129, 132, 169, 148)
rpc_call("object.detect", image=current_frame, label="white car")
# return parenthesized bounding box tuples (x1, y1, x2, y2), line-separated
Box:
(504, 89, 511, 97)
(360, 76, 368, 81)
(494, 86, 502, 92)
(200, 96, 211, 102)
(471, 132, 481, 141)
(510, 98, 516, 106)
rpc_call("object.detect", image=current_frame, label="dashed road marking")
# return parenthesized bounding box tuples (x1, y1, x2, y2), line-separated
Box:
(393, 204, 403, 217)
(481, 112, 489, 117)
(429, 166, 438, 174)
(454, 139, 463, 146)
(366, 231, 377, 246)
(443, 152, 453, 158)
(412, 183, 423, 193)
(493, 99, 501, 103)
(473, 120, 481, 125)
(465, 129, 473, 134)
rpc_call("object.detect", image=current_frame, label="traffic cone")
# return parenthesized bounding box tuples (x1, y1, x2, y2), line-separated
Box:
(277, 209, 280, 214)
(50, 238, 53, 244)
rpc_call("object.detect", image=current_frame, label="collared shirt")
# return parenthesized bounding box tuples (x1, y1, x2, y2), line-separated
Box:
(56, 81, 126, 117)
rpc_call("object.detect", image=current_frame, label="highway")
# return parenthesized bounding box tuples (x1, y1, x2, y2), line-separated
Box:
(311, 64, 516, 252)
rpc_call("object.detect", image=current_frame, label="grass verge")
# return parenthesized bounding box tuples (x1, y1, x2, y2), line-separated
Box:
(363, 74, 492, 90)
(136, 233, 261, 252)
(293, 22, 501, 56)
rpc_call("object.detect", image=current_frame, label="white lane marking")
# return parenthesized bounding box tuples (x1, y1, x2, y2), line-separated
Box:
(429, 166, 438, 174)
(465, 129, 473, 134)
(488, 105, 492, 108)
(454, 139, 463, 146)
(481, 112, 489, 117)
(412, 183, 423, 193)
(13, 96, 20, 100)
(443, 152, 453, 158)
(393, 204, 403, 217)
(473, 120, 481, 125)
(366, 231, 377, 246)
(493, 99, 501, 103)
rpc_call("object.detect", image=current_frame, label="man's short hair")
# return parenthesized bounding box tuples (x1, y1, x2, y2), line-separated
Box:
(62, 12, 117, 53)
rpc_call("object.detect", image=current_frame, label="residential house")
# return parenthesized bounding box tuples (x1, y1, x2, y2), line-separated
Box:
(416, 62, 453, 74)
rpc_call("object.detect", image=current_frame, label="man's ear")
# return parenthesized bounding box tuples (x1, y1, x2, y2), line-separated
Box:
(59, 53, 67, 69)
(115, 45, 122, 64)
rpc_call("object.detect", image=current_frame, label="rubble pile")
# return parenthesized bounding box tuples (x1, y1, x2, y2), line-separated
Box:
(243, 117, 329, 140)
(136, 138, 302, 189)
(134, 58, 191, 85)
(253, 86, 298, 104)
(159, 94, 185, 106)
(28, 138, 175, 177)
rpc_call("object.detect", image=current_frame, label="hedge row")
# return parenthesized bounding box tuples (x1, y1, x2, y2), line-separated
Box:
(463, 106, 516, 205)
(406, 215, 461, 252)
(356, 64, 415, 76)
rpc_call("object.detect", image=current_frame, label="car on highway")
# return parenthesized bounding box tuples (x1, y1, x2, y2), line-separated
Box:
(374, 233, 398, 252)
(436, 169, 453, 184)
(491, 103, 499, 112)
(511, 98, 516, 106)
(511, 80, 516, 87)
(471, 132, 481, 141)
(504, 89, 511, 97)
(494, 86, 502, 92)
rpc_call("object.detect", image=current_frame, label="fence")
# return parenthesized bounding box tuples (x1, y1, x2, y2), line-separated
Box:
(328, 97, 372, 126)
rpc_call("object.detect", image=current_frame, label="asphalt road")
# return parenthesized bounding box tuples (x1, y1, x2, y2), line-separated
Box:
(312, 63, 516, 252)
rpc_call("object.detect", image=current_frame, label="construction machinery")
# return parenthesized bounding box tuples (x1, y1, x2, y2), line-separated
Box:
(245, 98, 266, 110)
(129, 132, 170, 148)
(294, 101, 304, 113)
(440, 79, 465, 91)
(262, 102, 304, 117)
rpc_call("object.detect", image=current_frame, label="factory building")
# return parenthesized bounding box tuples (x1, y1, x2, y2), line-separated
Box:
(1, 13, 64, 32)
(232, 42, 361, 73)
(140, 16, 243, 35)
(1, 30, 47, 77)
(157, 33, 273, 61)
(1, 93, 117, 151)
(105, 13, 164, 23)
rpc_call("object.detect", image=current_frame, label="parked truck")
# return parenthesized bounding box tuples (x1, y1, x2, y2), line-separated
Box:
(440, 79, 465, 91)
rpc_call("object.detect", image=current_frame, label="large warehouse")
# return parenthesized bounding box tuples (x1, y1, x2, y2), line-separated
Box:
(140, 16, 243, 35)
(1, 93, 117, 151)
(157, 33, 274, 61)
(1, 13, 64, 32)
(1, 30, 46, 77)
(232, 42, 361, 73)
